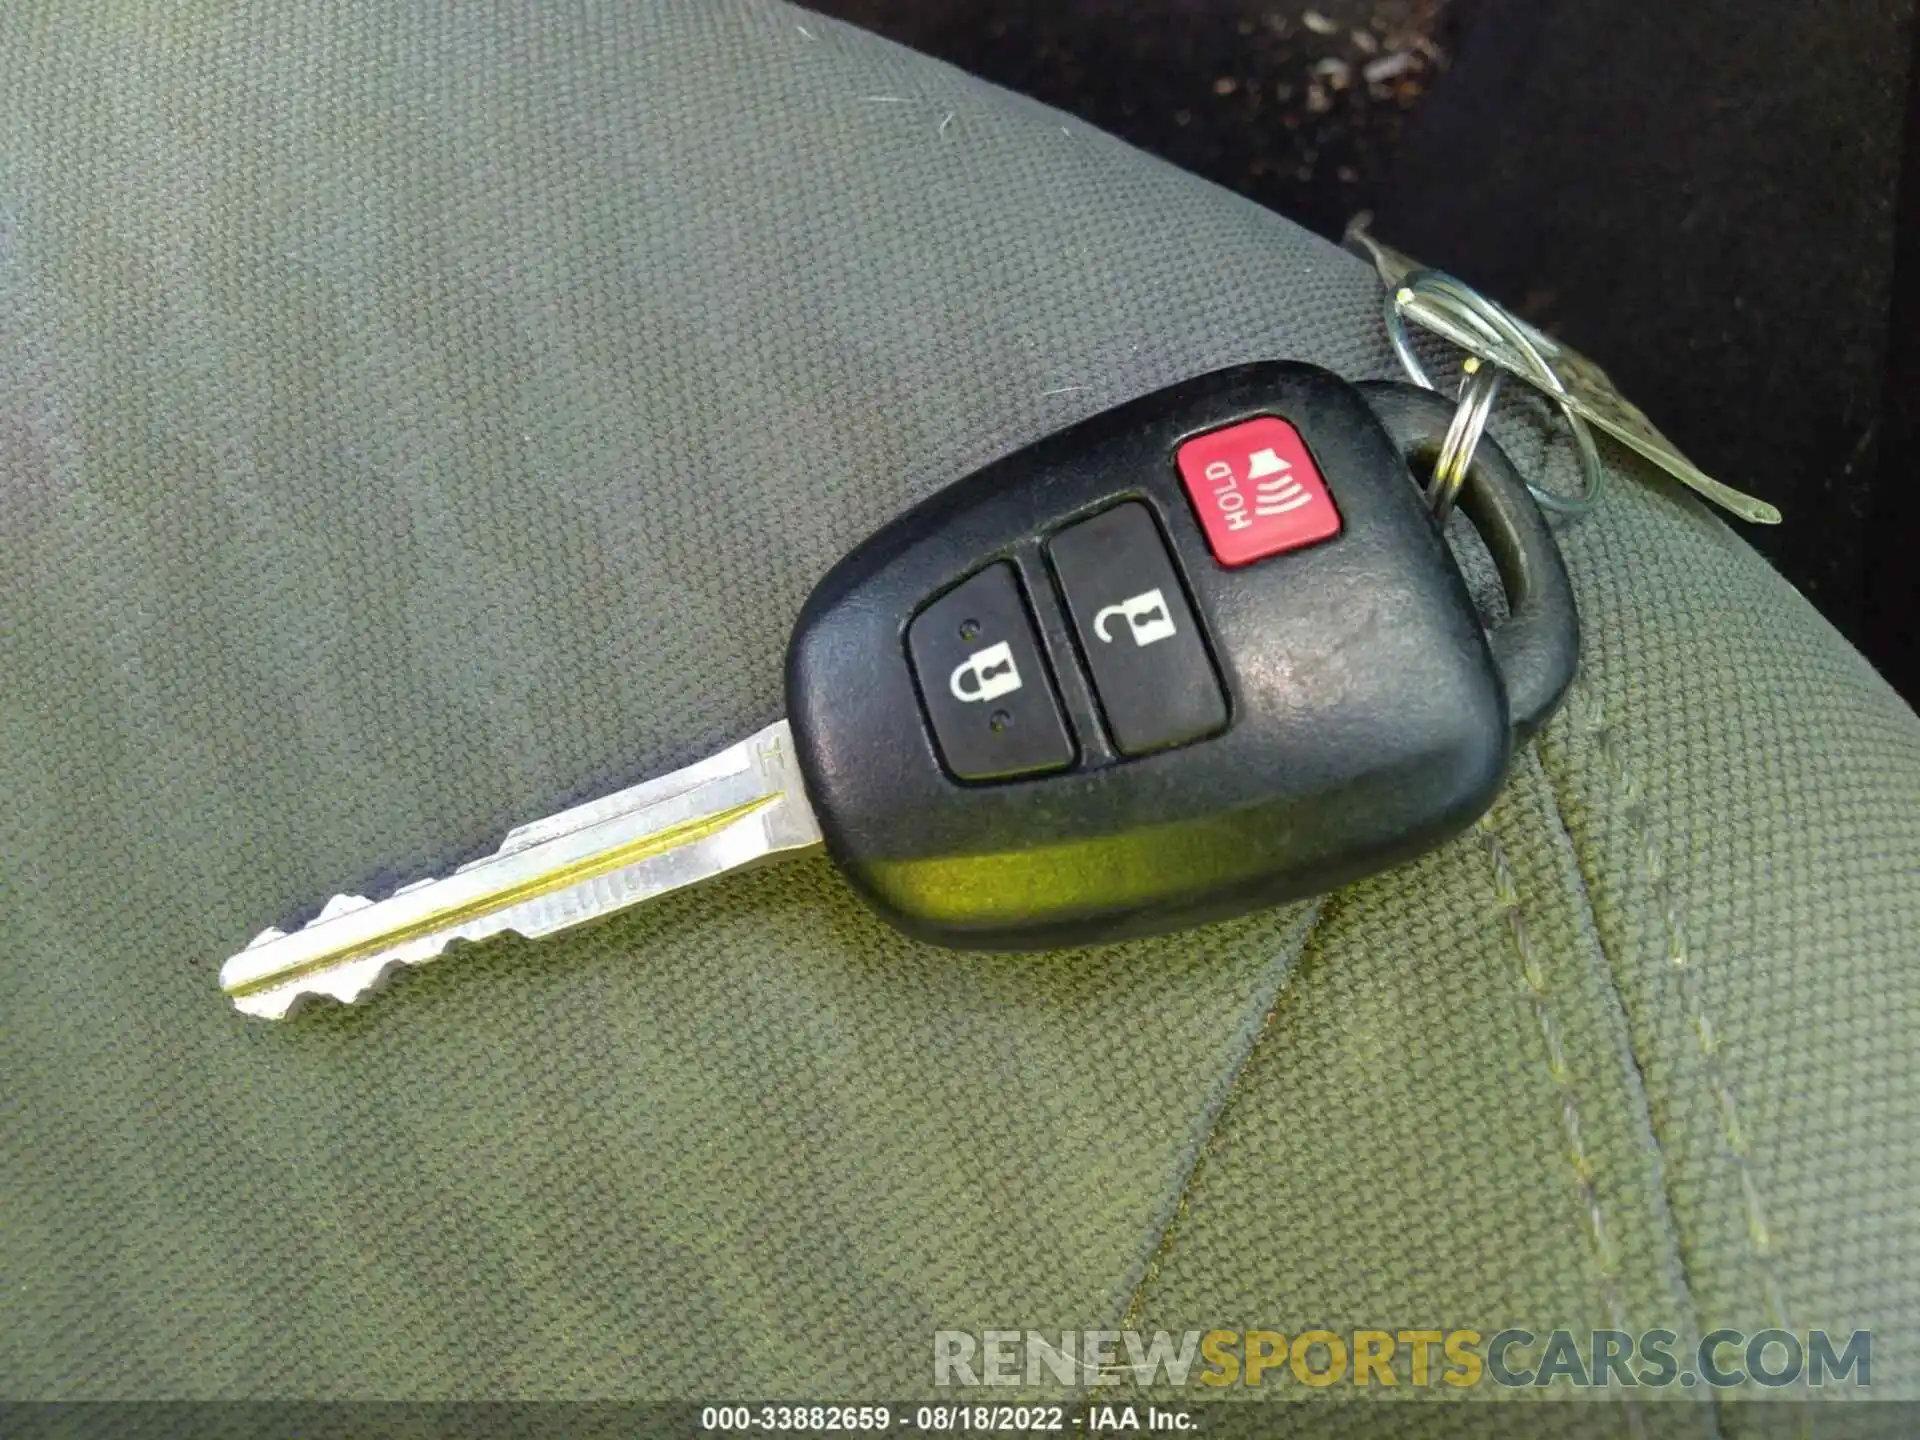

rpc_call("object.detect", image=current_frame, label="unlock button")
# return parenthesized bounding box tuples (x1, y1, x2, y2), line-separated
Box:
(909, 564, 1075, 783)
(1049, 503, 1228, 756)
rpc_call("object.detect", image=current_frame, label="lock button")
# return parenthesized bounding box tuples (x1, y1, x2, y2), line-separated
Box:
(908, 563, 1076, 782)
(1048, 503, 1228, 756)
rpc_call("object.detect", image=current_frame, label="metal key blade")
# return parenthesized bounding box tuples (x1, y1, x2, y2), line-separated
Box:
(219, 719, 822, 1019)
(1343, 218, 1783, 525)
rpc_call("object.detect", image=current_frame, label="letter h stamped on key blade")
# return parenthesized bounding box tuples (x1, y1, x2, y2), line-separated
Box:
(218, 720, 822, 1019)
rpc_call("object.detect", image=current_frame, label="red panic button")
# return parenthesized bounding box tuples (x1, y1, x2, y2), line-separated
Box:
(1176, 416, 1342, 566)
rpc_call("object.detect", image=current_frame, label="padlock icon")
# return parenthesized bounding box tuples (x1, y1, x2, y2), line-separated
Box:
(949, 641, 1024, 703)
(1092, 588, 1177, 648)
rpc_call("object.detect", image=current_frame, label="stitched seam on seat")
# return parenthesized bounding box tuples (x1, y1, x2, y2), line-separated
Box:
(1569, 680, 1793, 1337)
(1533, 677, 1787, 1439)
(1529, 730, 1715, 1343)
(1476, 806, 1650, 1440)
(1111, 896, 1331, 1345)
(1475, 812, 1628, 1312)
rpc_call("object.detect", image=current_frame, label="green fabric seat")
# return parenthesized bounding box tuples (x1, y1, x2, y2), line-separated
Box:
(3, 1, 1915, 1432)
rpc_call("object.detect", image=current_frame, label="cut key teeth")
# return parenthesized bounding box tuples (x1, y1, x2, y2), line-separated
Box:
(312, 893, 375, 923)
(217, 718, 822, 1020)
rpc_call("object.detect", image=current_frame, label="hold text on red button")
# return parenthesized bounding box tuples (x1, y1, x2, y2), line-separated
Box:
(1176, 416, 1341, 566)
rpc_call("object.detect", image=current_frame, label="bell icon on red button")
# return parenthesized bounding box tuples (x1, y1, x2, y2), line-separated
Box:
(1176, 416, 1342, 566)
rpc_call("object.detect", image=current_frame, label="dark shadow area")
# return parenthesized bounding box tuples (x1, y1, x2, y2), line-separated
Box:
(810, 0, 1918, 701)
(1370, 0, 1913, 699)
(1868, 9, 1920, 699)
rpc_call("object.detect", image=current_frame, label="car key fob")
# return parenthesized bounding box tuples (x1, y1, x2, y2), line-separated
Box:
(219, 360, 1584, 1017)
(785, 360, 1580, 949)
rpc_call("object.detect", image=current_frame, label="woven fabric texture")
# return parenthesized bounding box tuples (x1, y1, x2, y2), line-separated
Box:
(2, 0, 1916, 1424)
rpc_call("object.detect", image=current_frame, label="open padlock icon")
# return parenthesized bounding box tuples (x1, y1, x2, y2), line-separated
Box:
(1092, 588, 1177, 648)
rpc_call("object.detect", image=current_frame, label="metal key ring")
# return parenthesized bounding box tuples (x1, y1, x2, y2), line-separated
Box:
(1427, 359, 1504, 522)
(1385, 269, 1606, 518)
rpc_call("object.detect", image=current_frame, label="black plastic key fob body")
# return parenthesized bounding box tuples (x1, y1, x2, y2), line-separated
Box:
(785, 361, 1579, 949)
